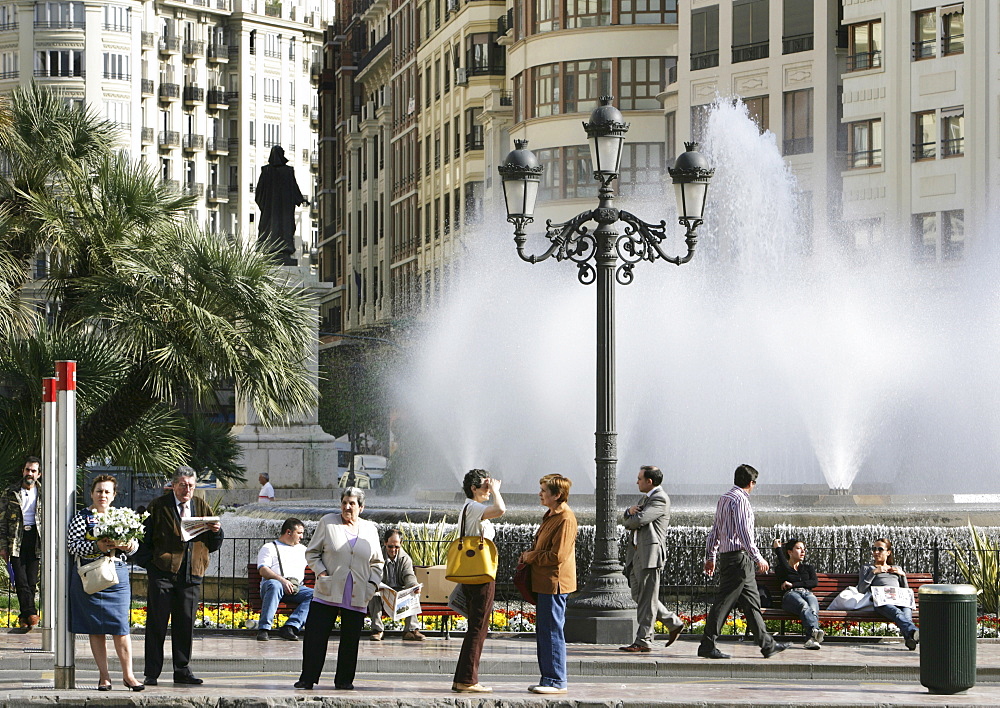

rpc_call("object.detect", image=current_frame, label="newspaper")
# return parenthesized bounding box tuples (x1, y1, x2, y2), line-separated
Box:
(378, 583, 423, 621)
(180, 516, 221, 542)
(871, 585, 916, 609)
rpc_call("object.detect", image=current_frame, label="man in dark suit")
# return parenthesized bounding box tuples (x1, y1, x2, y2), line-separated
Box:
(140, 466, 223, 686)
(618, 465, 684, 652)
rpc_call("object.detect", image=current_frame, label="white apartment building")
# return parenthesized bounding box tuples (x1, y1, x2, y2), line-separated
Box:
(0, 0, 330, 253)
(841, 0, 984, 262)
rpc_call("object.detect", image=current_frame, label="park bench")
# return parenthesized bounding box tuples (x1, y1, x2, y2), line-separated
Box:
(247, 564, 460, 638)
(755, 571, 935, 638)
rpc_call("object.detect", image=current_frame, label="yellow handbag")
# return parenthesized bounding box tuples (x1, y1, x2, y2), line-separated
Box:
(445, 504, 498, 584)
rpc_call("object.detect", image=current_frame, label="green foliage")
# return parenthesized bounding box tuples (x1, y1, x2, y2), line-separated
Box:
(317, 344, 390, 448)
(399, 511, 457, 566)
(183, 413, 247, 489)
(950, 521, 995, 613)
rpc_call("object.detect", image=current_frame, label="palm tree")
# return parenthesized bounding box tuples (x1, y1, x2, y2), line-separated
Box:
(0, 83, 316, 484)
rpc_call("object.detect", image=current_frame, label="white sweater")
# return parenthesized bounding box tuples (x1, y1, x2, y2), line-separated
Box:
(305, 513, 384, 607)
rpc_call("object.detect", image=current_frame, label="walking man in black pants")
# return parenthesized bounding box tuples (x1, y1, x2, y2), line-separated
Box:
(699, 464, 786, 660)
(0, 457, 43, 631)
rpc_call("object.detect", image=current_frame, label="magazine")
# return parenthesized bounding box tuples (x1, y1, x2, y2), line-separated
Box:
(871, 585, 916, 609)
(378, 583, 423, 621)
(180, 516, 221, 542)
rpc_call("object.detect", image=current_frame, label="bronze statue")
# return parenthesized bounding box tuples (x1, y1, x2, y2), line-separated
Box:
(255, 145, 307, 265)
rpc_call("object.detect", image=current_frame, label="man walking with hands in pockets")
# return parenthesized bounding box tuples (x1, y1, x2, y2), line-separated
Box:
(618, 465, 684, 652)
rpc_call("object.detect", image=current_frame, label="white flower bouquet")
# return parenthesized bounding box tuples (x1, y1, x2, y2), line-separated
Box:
(93, 506, 150, 544)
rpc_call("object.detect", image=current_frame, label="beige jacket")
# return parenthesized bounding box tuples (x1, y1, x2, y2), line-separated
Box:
(306, 513, 383, 607)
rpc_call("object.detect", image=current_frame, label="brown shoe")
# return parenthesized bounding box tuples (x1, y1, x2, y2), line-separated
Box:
(452, 682, 492, 693)
(402, 630, 426, 641)
(27, 615, 39, 628)
(618, 643, 651, 653)
(664, 625, 683, 647)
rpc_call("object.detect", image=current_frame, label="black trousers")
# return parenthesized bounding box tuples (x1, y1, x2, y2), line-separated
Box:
(700, 551, 775, 653)
(11, 529, 40, 618)
(298, 602, 365, 687)
(144, 568, 201, 679)
(453, 581, 495, 685)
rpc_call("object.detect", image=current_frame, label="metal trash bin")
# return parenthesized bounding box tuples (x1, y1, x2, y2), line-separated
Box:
(918, 583, 978, 695)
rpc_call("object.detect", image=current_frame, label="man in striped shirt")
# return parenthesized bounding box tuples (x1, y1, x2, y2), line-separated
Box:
(697, 464, 786, 660)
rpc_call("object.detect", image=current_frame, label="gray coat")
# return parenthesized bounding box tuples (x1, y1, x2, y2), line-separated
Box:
(382, 547, 418, 590)
(622, 487, 670, 571)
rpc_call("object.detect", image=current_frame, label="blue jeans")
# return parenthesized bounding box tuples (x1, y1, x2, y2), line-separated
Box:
(781, 588, 819, 636)
(875, 602, 918, 637)
(535, 592, 568, 689)
(259, 579, 313, 630)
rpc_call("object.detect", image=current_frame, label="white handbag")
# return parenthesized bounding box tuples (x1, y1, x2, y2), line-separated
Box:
(827, 585, 873, 611)
(77, 555, 118, 595)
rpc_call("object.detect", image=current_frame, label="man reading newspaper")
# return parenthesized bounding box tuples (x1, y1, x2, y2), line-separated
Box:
(367, 528, 424, 641)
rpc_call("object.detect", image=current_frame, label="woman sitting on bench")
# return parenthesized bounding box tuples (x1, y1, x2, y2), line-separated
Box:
(859, 539, 919, 651)
(773, 538, 824, 649)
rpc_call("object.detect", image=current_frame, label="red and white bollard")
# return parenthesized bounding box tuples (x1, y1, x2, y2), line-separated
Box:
(40, 377, 57, 653)
(54, 361, 76, 689)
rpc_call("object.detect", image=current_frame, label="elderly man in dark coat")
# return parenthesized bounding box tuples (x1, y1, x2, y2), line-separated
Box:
(255, 145, 306, 265)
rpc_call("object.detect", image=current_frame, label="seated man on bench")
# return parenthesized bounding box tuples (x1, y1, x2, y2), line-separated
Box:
(368, 528, 425, 641)
(256, 518, 313, 641)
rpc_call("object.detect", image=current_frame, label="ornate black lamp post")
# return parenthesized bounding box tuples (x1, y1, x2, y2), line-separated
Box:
(498, 97, 713, 643)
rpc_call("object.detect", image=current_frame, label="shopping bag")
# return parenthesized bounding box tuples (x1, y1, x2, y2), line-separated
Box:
(447, 583, 469, 615)
(77, 555, 118, 595)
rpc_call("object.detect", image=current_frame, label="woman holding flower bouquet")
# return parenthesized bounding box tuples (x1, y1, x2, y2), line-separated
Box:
(67, 474, 146, 692)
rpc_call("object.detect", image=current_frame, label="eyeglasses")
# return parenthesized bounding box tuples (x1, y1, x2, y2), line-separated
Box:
(871, 546, 887, 552)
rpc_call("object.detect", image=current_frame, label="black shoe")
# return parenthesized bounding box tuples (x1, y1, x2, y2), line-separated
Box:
(665, 625, 683, 648)
(762, 642, 789, 658)
(173, 673, 204, 685)
(142, 677, 158, 686)
(698, 646, 731, 659)
(123, 681, 145, 692)
(97, 682, 112, 692)
(256, 629, 270, 641)
(905, 630, 919, 651)
(334, 683, 355, 690)
(293, 680, 314, 690)
(278, 624, 299, 641)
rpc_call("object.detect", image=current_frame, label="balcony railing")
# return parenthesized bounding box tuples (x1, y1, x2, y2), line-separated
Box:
(184, 40, 205, 58)
(0, 70, 17, 79)
(34, 20, 84, 29)
(357, 31, 391, 73)
(163, 179, 180, 192)
(207, 184, 229, 201)
(141, 78, 154, 94)
(207, 89, 228, 106)
(207, 137, 228, 153)
(228, 138, 239, 154)
(783, 137, 813, 155)
(264, 2, 281, 17)
(732, 41, 769, 63)
(913, 141, 936, 161)
(141, 127, 154, 143)
(847, 148, 882, 169)
(102, 22, 130, 32)
(667, 63, 677, 85)
(847, 50, 882, 72)
(183, 182, 204, 197)
(141, 31, 155, 48)
(34, 69, 84, 78)
(226, 91, 239, 103)
(942, 137, 964, 157)
(466, 62, 505, 77)
(103, 71, 130, 81)
(159, 83, 180, 100)
(310, 150, 319, 168)
(0, 21, 18, 32)
(310, 108, 319, 123)
(183, 85, 205, 103)
(690, 51, 719, 71)
(465, 132, 484, 151)
(159, 37, 181, 54)
(782, 33, 813, 55)
(499, 90, 512, 106)
(183, 134, 205, 150)
(208, 44, 229, 62)
(158, 130, 180, 147)
(913, 39, 936, 60)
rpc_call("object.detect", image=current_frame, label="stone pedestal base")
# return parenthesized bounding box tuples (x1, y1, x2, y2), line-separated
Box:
(563, 609, 637, 645)
(233, 424, 340, 489)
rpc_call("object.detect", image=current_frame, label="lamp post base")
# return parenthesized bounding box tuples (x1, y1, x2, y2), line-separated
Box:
(564, 568, 637, 644)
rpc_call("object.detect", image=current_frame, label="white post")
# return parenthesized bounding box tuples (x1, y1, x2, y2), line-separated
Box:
(40, 377, 57, 652)
(54, 361, 76, 689)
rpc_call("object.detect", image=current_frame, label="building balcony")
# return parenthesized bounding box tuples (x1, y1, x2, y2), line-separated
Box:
(207, 184, 229, 202)
(182, 133, 204, 151)
(0, 21, 18, 32)
(228, 44, 239, 60)
(34, 69, 84, 78)
(227, 138, 239, 154)
(782, 33, 813, 55)
(184, 40, 205, 58)
(183, 85, 205, 104)
(226, 90, 239, 104)
(141, 126, 154, 143)
(163, 179, 180, 192)
(465, 132, 484, 151)
(690, 51, 718, 71)
(732, 41, 769, 63)
(141, 78, 154, 95)
(183, 182, 204, 197)
(228, 183, 239, 195)
(265, 2, 281, 17)
(208, 44, 229, 63)
(141, 31, 155, 49)
(34, 20, 84, 29)
(310, 150, 319, 169)
(159, 82, 180, 101)
(847, 50, 882, 72)
(0, 70, 17, 80)
(310, 62, 321, 81)
(159, 37, 181, 55)
(102, 71, 130, 81)
(158, 130, 180, 148)
(207, 137, 229, 154)
(207, 89, 228, 108)
(310, 107, 319, 124)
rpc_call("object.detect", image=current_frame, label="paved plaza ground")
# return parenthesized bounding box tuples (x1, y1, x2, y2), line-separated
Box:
(1, 629, 999, 706)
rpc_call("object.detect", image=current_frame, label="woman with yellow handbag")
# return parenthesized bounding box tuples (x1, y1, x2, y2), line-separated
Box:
(451, 469, 505, 693)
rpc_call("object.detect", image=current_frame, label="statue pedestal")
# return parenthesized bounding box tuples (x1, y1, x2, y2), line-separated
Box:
(232, 265, 341, 489)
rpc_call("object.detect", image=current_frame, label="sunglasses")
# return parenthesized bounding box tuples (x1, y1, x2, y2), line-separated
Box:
(871, 546, 888, 552)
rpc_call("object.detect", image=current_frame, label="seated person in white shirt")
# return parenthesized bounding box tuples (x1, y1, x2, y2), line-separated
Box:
(368, 528, 425, 641)
(256, 518, 313, 641)
(258, 473, 275, 502)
